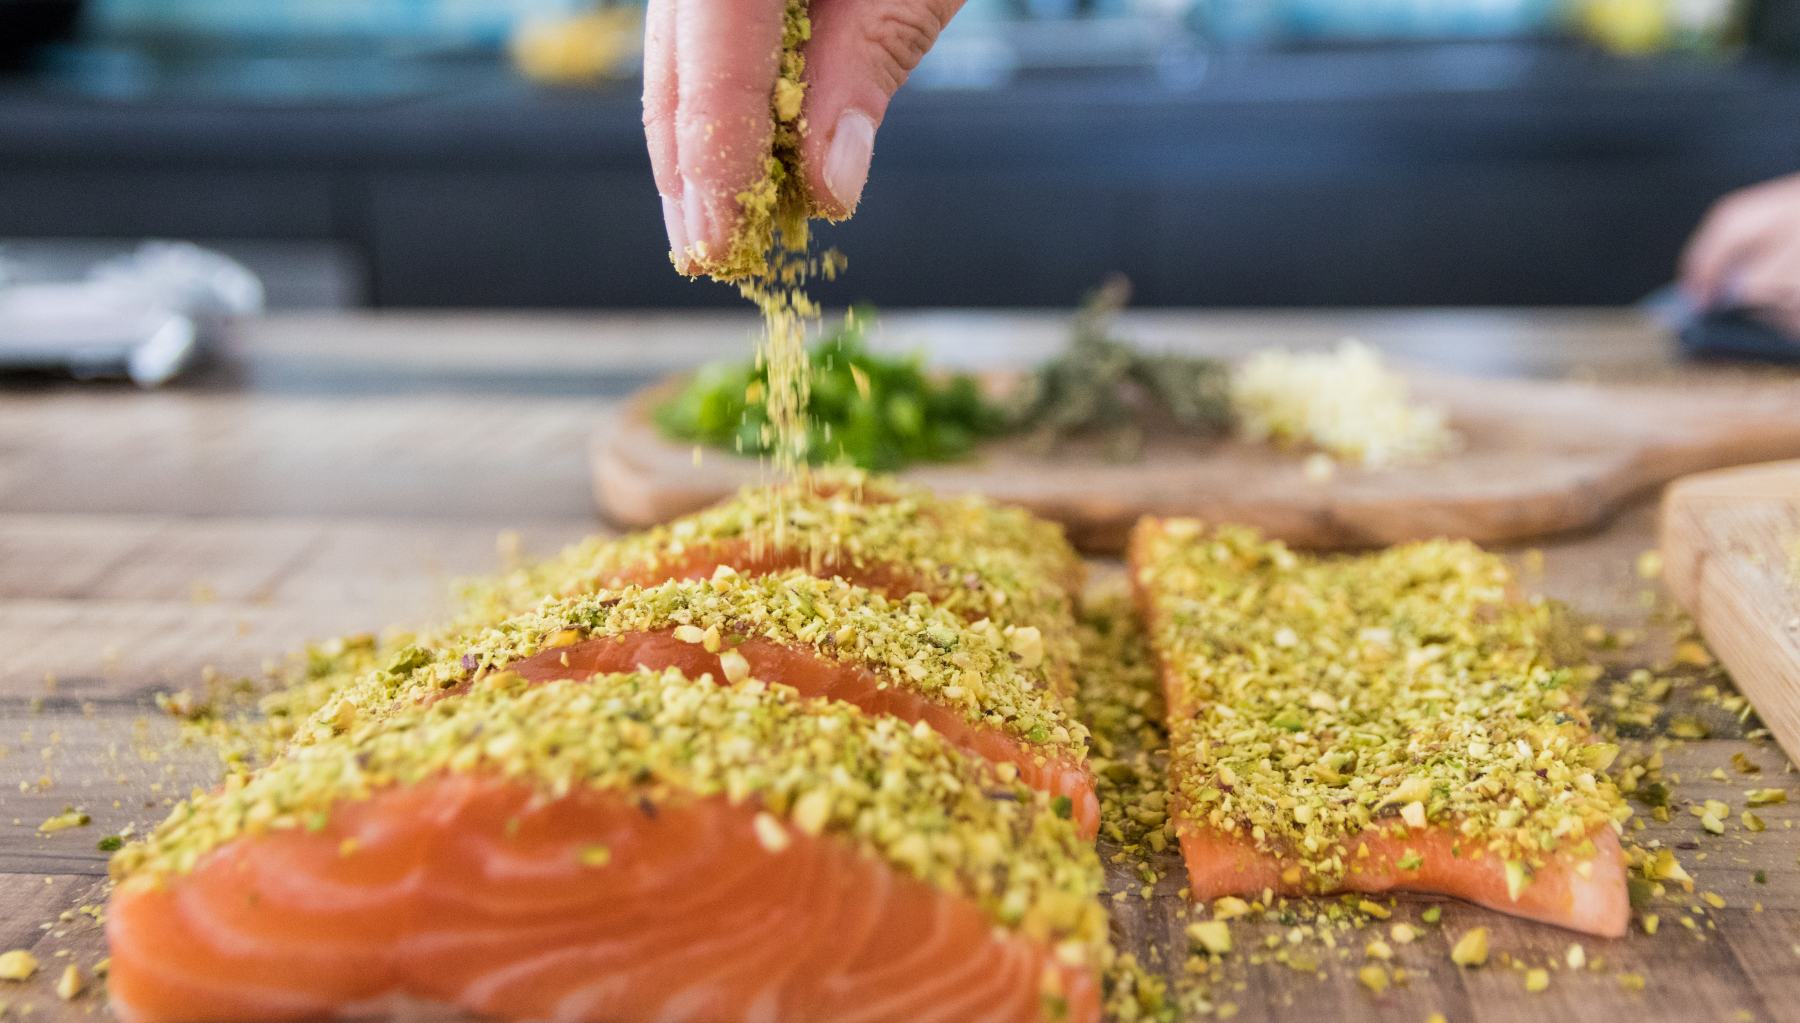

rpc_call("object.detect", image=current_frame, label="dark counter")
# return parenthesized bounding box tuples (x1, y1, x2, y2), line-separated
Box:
(2, 42, 1798, 308)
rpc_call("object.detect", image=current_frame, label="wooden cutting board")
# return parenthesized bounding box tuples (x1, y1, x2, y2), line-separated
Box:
(595, 371, 1800, 552)
(1661, 459, 1800, 765)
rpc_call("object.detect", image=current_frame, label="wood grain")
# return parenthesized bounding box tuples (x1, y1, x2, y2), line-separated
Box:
(1, 310, 1796, 1021)
(596, 371, 1800, 552)
(1661, 460, 1800, 767)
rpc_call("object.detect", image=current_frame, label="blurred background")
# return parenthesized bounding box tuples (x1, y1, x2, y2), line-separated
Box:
(2, 0, 1798, 310)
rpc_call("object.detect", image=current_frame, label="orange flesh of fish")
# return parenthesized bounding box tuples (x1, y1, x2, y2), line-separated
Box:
(107, 775, 1099, 1023)
(1126, 523, 1631, 938)
(1179, 822, 1629, 937)
(507, 630, 1100, 841)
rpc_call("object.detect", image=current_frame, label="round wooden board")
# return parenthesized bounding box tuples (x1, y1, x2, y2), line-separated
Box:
(595, 372, 1800, 552)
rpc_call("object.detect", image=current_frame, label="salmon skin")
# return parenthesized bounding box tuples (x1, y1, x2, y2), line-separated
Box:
(1128, 518, 1631, 937)
(303, 571, 1100, 841)
(109, 670, 1106, 1023)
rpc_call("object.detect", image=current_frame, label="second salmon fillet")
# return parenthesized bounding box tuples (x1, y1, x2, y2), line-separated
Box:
(1128, 518, 1631, 937)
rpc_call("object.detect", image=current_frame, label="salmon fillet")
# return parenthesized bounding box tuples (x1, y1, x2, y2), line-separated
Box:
(109, 671, 1105, 1023)
(1128, 518, 1631, 937)
(303, 572, 1099, 840)
(274, 474, 1080, 762)
(476, 473, 1085, 692)
(507, 629, 1097, 838)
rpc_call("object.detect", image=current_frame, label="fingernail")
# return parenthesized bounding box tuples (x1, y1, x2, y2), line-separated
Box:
(661, 195, 689, 264)
(681, 175, 712, 262)
(824, 111, 876, 212)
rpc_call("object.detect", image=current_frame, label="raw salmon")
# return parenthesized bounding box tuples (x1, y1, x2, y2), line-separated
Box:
(477, 473, 1084, 691)
(1128, 517, 1631, 937)
(302, 572, 1099, 840)
(275, 474, 1082, 757)
(507, 628, 1098, 839)
(1179, 823, 1629, 935)
(109, 671, 1105, 1023)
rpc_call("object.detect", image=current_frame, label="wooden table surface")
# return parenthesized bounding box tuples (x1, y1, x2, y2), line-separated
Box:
(1, 308, 1796, 1022)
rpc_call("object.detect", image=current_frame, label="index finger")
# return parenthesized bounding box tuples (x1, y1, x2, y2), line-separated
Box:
(674, 0, 788, 276)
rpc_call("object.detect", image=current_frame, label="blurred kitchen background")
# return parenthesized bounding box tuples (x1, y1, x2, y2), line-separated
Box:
(2, 0, 1798, 310)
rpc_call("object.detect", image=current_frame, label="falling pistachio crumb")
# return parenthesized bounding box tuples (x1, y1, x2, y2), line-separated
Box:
(1357, 963, 1390, 994)
(1524, 968, 1549, 993)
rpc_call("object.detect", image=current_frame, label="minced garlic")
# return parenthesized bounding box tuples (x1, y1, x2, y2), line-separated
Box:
(1230, 339, 1456, 467)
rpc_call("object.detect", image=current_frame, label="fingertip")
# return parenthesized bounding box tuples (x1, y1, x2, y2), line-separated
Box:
(661, 194, 691, 268)
(815, 110, 876, 219)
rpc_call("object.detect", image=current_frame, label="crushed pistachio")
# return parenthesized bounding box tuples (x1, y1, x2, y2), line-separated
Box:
(37, 808, 89, 834)
(55, 964, 81, 1001)
(0, 951, 37, 982)
(115, 669, 1106, 957)
(475, 474, 1084, 690)
(1357, 963, 1390, 994)
(1132, 519, 1627, 892)
(1524, 967, 1549, 993)
(298, 570, 1087, 765)
(1072, 589, 1174, 862)
(1212, 896, 1251, 921)
(213, 474, 1082, 769)
(1187, 920, 1232, 956)
(1450, 927, 1489, 967)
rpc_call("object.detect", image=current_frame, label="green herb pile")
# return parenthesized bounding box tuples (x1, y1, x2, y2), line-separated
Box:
(655, 311, 1007, 471)
(1002, 277, 1232, 460)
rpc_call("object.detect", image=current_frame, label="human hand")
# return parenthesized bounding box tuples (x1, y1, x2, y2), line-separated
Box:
(1680, 171, 1800, 336)
(643, 0, 963, 275)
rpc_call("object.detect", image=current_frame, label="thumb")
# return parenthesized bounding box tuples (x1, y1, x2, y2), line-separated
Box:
(798, 0, 964, 220)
